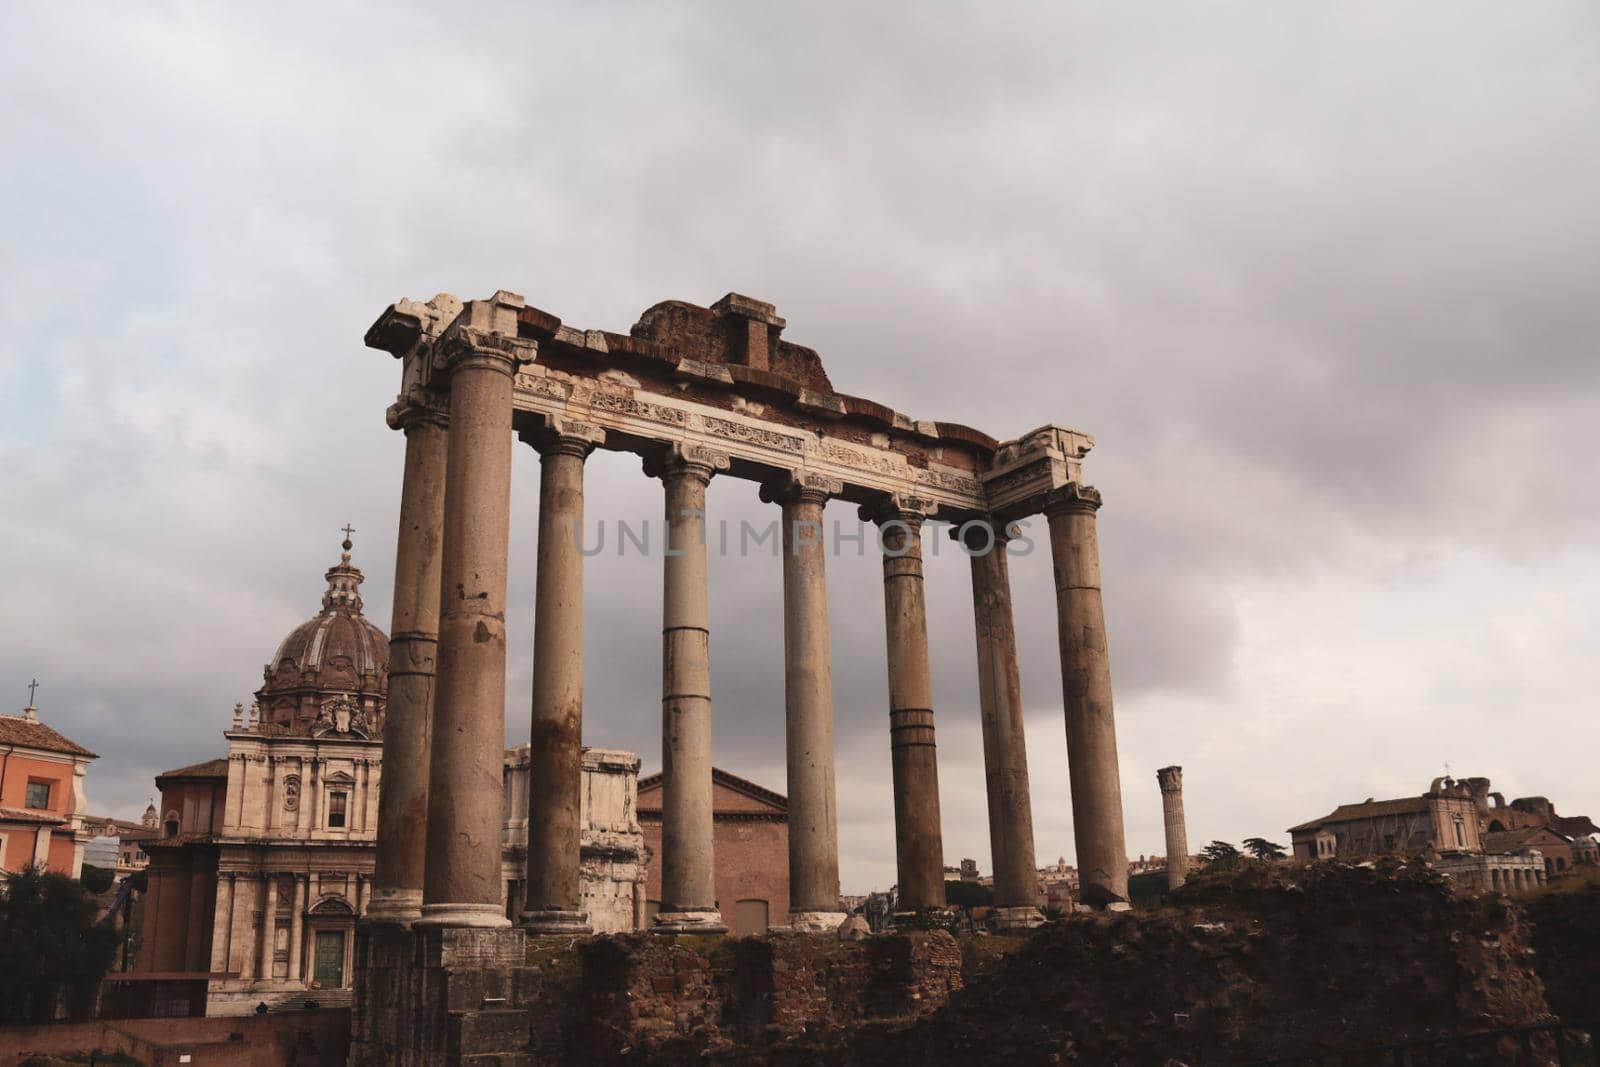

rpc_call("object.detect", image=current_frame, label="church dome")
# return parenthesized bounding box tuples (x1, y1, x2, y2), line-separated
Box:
(254, 533, 388, 737)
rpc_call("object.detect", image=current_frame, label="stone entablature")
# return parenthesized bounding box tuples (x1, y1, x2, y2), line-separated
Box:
(367, 291, 1092, 521)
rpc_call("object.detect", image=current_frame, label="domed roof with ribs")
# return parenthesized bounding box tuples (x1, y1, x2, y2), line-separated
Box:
(254, 534, 388, 737)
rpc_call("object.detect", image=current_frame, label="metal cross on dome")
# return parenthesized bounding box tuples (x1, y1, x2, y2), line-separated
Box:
(27, 678, 38, 705)
(341, 524, 356, 541)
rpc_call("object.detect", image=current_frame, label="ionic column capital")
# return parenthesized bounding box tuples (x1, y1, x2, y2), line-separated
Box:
(386, 388, 450, 432)
(518, 416, 605, 460)
(1040, 483, 1103, 518)
(434, 325, 537, 378)
(859, 493, 937, 529)
(643, 443, 731, 486)
(947, 516, 1020, 552)
(760, 472, 842, 508)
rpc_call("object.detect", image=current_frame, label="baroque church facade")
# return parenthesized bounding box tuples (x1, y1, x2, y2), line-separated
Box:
(138, 537, 393, 1015)
(136, 535, 788, 1016)
(138, 538, 653, 1015)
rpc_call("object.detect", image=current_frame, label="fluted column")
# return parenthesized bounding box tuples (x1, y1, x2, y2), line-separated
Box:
(1157, 766, 1189, 891)
(867, 498, 946, 916)
(961, 520, 1041, 926)
(763, 474, 845, 930)
(419, 325, 530, 928)
(369, 398, 448, 925)
(520, 421, 604, 934)
(649, 445, 729, 934)
(1044, 487, 1129, 906)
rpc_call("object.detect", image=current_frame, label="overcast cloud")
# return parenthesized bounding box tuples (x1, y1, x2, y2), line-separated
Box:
(3, 2, 1597, 892)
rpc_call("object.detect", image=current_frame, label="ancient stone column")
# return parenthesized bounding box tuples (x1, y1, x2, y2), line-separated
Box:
(763, 475, 845, 930)
(867, 498, 946, 916)
(258, 876, 278, 982)
(649, 445, 730, 934)
(520, 421, 604, 934)
(368, 399, 448, 925)
(961, 520, 1042, 927)
(288, 875, 306, 982)
(419, 327, 528, 928)
(1044, 487, 1130, 907)
(1157, 766, 1189, 891)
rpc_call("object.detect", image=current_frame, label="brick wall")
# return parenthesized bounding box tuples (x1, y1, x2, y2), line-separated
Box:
(639, 817, 790, 932)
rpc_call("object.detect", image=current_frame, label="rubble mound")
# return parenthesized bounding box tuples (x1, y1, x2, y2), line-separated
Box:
(1524, 871, 1600, 1024)
(744, 861, 1555, 1065)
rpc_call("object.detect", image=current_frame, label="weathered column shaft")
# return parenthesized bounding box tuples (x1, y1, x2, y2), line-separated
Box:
(258, 876, 277, 982)
(1157, 766, 1189, 891)
(1045, 492, 1129, 905)
(777, 482, 843, 924)
(966, 525, 1040, 915)
(877, 508, 946, 913)
(654, 449, 728, 933)
(421, 341, 520, 927)
(287, 875, 306, 982)
(369, 406, 447, 925)
(521, 431, 598, 933)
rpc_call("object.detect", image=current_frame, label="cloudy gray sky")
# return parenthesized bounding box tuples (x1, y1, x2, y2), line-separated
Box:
(3, 3, 1597, 893)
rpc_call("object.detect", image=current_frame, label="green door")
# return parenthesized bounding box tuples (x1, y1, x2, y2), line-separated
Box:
(313, 930, 345, 986)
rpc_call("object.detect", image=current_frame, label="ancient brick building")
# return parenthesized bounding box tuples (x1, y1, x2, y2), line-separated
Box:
(637, 767, 790, 934)
(1289, 774, 1599, 889)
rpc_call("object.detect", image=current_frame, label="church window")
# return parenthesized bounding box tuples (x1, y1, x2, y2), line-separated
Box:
(25, 781, 50, 809)
(1453, 818, 1466, 848)
(328, 791, 348, 828)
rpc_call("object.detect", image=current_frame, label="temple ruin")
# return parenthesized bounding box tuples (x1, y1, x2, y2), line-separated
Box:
(353, 290, 1132, 1063)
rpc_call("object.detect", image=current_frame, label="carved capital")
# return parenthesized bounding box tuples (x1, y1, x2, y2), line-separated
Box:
(517, 414, 605, 459)
(858, 492, 937, 527)
(759, 472, 843, 508)
(948, 515, 1017, 551)
(434, 324, 537, 379)
(1157, 765, 1183, 794)
(643, 442, 731, 485)
(386, 387, 450, 432)
(1040, 482, 1103, 518)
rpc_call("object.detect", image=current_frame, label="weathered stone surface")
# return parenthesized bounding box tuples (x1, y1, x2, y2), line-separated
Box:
(519, 425, 603, 934)
(1158, 765, 1190, 891)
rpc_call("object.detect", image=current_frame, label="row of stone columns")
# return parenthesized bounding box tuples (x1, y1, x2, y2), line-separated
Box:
(367, 329, 1130, 932)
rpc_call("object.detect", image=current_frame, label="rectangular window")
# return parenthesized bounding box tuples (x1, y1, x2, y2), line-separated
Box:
(25, 781, 51, 809)
(1453, 819, 1466, 848)
(328, 791, 348, 828)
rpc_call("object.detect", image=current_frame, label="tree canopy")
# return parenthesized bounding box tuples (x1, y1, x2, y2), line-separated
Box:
(1243, 837, 1288, 860)
(1200, 840, 1244, 870)
(944, 879, 995, 908)
(0, 864, 119, 1023)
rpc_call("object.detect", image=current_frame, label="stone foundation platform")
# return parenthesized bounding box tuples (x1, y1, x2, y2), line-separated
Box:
(352, 922, 533, 1066)
(352, 923, 969, 1065)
